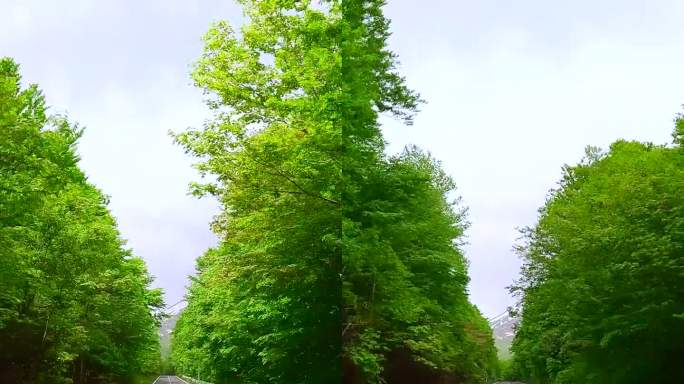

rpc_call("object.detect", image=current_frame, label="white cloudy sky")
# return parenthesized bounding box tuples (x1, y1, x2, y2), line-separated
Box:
(2, 0, 683, 317)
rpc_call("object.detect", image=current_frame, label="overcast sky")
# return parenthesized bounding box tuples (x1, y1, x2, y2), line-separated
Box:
(2, 0, 683, 318)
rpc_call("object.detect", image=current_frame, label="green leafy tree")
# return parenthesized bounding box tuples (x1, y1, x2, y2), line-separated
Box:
(342, 147, 498, 383)
(172, 1, 496, 383)
(0, 57, 163, 383)
(510, 115, 684, 383)
(172, 1, 343, 381)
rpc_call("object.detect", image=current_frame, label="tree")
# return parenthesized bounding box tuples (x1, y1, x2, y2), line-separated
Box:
(172, 1, 343, 381)
(343, 148, 499, 383)
(0, 57, 163, 383)
(172, 1, 496, 383)
(510, 115, 684, 383)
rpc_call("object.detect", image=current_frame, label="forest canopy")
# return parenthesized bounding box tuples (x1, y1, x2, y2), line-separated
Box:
(4, 2, 681, 384)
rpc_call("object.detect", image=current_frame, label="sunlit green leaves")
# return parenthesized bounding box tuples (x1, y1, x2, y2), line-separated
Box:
(171, 1, 496, 383)
(0, 57, 163, 383)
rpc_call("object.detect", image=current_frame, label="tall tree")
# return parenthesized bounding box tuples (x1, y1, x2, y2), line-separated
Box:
(342, 146, 498, 383)
(0, 57, 163, 383)
(173, 1, 343, 381)
(510, 115, 684, 383)
(172, 1, 496, 383)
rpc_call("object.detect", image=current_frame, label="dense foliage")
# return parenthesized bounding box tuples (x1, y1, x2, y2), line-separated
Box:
(0, 58, 163, 383)
(170, 1, 496, 383)
(342, 147, 498, 384)
(510, 116, 684, 383)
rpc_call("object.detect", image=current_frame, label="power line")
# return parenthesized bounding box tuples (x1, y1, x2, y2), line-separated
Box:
(166, 299, 186, 311)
